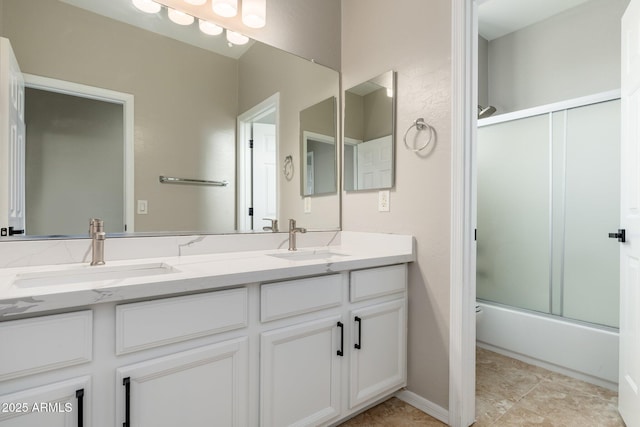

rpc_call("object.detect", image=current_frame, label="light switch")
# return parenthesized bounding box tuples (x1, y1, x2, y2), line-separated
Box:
(304, 197, 311, 213)
(137, 200, 148, 215)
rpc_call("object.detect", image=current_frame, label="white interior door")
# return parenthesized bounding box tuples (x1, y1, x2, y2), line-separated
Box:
(356, 135, 392, 190)
(252, 122, 276, 231)
(619, 1, 640, 424)
(0, 37, 25, 236)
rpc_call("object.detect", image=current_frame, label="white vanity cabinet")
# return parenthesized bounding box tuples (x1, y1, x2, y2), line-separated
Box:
(114, 288, 250, 427)
(0, 311, 93, 426)
(115, 338, 249, 427)
(260, 316, 343, 427)
(348, 265, 407, 410)
(0, 376, 90, 427)
(259, 265, 407, 427)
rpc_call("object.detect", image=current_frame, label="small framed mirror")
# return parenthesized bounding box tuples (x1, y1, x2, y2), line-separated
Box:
(344, 70, 396, 191)
(300, 96, 338, 196)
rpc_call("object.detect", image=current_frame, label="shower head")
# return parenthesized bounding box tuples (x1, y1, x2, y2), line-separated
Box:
(478, 105, 496, 119)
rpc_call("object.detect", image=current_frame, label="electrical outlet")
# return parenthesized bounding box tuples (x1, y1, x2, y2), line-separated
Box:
(137, 200, 148, 215)
(378, 190, 390, 212)
(304, 197, 312, 213)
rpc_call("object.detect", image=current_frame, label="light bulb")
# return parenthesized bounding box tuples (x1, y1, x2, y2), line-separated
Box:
(184, 0, 206, 4)
(168, 8, 195, 25)
(242, 0, 266, 28)
(226, 30, 249, 45)
(199, 19, 223, 36)
(212, 0, 237, 17)
(132, 0, 161, 14)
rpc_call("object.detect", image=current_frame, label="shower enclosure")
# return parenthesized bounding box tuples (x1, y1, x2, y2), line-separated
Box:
(476, 93, 621, 386)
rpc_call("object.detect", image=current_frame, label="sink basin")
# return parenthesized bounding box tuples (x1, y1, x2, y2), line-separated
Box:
(12, 262, 179, 288)
(268, 250, 348, 261)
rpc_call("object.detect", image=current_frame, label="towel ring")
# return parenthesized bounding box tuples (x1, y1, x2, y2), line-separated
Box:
(403, 118, 433, 152)
(283, 155, 294, 180)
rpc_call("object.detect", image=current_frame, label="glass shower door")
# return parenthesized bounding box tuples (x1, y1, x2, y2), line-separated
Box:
(561, 100, 620, 327)
(477, 114, 551, 313)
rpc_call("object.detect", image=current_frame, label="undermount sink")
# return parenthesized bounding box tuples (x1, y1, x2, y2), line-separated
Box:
(268, 249, 349, 261)
(12, 262, 179, 288)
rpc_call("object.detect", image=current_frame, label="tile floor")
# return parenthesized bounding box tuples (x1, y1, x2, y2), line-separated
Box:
(340, 347, 624, 426)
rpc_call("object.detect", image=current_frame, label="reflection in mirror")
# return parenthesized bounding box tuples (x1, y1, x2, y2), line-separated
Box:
(343, 70, 396, 191)
(300, 97, 337, 197)
(0, 0, 340, 238)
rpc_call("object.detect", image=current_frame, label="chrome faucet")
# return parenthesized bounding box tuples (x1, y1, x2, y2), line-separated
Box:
(288, 218, 306, 251)
(263, 218, 279, 232)
(89, 218, 106, 266)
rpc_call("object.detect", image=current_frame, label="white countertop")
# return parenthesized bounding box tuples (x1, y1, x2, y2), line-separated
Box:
(0, 232, 414, 319)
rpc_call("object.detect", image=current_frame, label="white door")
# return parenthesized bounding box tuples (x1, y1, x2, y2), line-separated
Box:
(252, 122, 276, 231)
(0, 37, 25, 236)
(356, 135, 392, 190)
(349, 298, 406, 409)
(620, 1, 640, 424)
(0, 376, 89, 427)
(116, 338, 249, 427)
(260, 316, 342, 427)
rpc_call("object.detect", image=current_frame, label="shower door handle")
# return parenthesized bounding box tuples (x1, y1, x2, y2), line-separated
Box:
(608, 229, 626, 243)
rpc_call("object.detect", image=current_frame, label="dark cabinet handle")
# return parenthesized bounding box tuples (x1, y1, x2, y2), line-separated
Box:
(75, 389, 84, 427)
(337, 322, 344, 356)
(354, 316, 362, 349)
(608, 229, 626, 242)
(123, 377, 131, 427)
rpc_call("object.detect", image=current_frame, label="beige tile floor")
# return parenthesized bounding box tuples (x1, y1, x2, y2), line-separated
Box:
(340, 347, 624, 426)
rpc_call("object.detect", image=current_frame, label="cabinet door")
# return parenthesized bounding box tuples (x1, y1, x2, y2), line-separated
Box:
(350, 298, 406, 408)
(116, 337, 248, 427)
(261, 316, 342, 427)
(0, 376, 89, 427)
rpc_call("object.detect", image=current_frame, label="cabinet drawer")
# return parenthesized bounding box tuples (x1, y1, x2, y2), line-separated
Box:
(0, 311, 93, 381)
(116, 288, 247, 355)
(350, 264, 407, 302)
(261, 274, 343, 322)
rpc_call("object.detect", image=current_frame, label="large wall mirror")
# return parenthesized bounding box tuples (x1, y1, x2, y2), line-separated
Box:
(0, 0, 340, 238)
(300, 96, 337, 197)
(343, 70, 396, 191)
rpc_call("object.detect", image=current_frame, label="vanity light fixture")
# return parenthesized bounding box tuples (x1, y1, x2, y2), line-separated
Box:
(168, 8, 195, 25)
(212, 0, 238, 18)
(199, 19, 224, 35)
(132, 0, 161, 13)
(242, 0, 266, 28)
(226, 30, 249, 45)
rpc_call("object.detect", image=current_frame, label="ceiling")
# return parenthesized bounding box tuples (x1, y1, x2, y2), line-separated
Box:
(478, 0, 592, 41)
(60, 0, 253, 59)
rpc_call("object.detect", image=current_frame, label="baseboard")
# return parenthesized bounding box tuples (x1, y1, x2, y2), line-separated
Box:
(395, 389, 449, 425)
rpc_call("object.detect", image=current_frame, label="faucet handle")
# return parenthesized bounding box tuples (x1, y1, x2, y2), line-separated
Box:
(89, 218, 104, 236)
(263, 218, 278, 232)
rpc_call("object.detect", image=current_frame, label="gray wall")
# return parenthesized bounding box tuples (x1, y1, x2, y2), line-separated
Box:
(25, 88, 124, 235)
(487, 0, 628, 113)
(342, 0, 452, 409)
(478, 36, 489, 108)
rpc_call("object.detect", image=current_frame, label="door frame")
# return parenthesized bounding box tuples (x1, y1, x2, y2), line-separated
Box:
(23, 73, 135, 232)
(449, 0, 477, 426)
(236, 93, 280, 232)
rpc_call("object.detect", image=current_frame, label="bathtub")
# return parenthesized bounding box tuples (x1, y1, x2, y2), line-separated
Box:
(476, 301, 619, 390)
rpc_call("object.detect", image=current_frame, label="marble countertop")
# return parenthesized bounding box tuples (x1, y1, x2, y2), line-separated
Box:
(0, 232, 414, 319)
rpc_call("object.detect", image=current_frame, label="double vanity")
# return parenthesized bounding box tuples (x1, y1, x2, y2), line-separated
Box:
(0, 231, 414, 426)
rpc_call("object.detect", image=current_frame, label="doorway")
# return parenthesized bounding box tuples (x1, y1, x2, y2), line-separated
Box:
(237, 93, 279, 232)
(22, 74, 134, 235)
